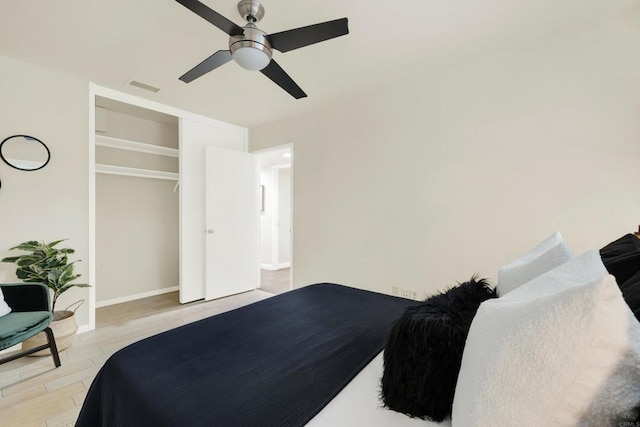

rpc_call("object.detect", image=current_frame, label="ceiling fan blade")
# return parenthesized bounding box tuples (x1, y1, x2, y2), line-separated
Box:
(175, 0, 243, 36)
(260, 60, 307, 99)
(179, 50, 233, 83)
(266, 18, 349, 53)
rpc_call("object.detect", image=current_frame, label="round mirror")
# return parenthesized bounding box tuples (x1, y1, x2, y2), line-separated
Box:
(0, 135, 50, 171)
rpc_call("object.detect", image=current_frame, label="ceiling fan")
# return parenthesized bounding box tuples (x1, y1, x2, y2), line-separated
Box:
(175, 0, 349, 99)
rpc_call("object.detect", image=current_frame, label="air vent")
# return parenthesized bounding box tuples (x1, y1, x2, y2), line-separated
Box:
(128, 80, 160, 93)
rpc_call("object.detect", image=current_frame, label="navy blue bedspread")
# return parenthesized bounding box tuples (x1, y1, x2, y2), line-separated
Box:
(76, 283, 414, 427)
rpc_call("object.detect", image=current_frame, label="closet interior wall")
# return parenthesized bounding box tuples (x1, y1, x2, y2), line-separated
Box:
(95, 99, 179, 305)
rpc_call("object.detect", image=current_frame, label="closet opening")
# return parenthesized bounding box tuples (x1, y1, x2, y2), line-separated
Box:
(94, 96, 181, 311)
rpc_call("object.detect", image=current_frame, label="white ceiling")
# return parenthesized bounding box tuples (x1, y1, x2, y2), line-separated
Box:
(0, 0, 636, 128)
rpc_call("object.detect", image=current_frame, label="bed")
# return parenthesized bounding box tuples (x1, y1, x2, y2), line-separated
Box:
(77, 233, 640, 426)
(76, 283, 438, 427)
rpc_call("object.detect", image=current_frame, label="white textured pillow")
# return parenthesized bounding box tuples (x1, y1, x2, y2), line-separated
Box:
(499, 249, 606, 301)
(497, 232, 573, 296)
(452, 253, 640, 426)
(0, 287, 11, 317)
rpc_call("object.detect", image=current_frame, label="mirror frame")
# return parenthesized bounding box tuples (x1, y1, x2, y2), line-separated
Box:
(0, 134, 51, 171)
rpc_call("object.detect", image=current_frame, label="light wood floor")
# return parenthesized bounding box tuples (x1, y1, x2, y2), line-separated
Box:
(259, 268, 291, 295)
(0, 289, 273, 427)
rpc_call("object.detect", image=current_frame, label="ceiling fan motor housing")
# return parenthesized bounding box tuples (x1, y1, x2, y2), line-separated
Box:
(229, 23, 273, 70)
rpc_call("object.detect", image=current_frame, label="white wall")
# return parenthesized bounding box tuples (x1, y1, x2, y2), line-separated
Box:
(0, 55, 90, 325)
(250, 16, 640, 298)
(98, 109, 178, 148)
(278, 167, 291, 265)
(96, 175, 179, 302)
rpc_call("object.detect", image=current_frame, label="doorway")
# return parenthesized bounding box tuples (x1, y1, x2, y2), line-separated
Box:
(256, 145, 293, 294)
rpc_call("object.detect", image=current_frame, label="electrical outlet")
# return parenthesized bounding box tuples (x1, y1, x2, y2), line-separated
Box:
(393, 286, 420, 300)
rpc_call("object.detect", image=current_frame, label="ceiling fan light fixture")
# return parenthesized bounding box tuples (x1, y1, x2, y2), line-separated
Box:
(231, 42, 271, 71)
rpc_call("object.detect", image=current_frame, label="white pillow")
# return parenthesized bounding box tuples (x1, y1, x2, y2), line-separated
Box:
(452, 253, 640, 426)
(496, 232, 573, 296)
(0, 287, 11, 317)
(499, 249, 607, 301)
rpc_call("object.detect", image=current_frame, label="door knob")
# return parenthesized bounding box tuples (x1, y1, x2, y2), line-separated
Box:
(207, 229, 215, 234)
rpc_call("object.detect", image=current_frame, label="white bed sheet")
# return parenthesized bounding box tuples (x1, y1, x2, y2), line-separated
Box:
(306, 353, 452, 427)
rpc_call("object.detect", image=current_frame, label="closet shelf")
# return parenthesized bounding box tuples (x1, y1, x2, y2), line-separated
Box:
(95, 164, 179, 181)
(95, 134, 178, 158)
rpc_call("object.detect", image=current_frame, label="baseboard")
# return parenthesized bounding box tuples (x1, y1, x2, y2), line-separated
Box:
(261, 263, 290, 271)
(77, 324, 92, 334)
(96, 286, 179, 308)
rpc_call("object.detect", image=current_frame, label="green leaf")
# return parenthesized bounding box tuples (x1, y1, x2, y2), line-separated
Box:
(9, 241, 42, 251)
(47, 239, 68, 248)
(16, 269, 31, 280)
(47, 269, 60, 283)
(56, 282, 89, 295)
(16, 256, 39, 267)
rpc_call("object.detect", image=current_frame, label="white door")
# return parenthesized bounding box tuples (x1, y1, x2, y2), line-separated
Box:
(179, 117, 249, 303)
(205, 146, 259, 300)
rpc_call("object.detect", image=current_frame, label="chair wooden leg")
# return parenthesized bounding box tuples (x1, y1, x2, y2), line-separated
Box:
(43, 327, 61, 368)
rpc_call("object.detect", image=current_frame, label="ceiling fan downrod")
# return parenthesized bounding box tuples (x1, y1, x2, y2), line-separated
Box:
(229, 0, 272, 72)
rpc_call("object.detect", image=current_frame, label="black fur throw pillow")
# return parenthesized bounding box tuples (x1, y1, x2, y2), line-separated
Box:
(600, 234, 640, 322)
(381, 277, 497, 422)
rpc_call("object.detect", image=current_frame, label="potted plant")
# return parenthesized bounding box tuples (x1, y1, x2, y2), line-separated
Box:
(1, 239, 90, 354)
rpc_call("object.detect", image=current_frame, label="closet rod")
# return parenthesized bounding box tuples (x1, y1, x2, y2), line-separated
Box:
(95, 164, 179, 181)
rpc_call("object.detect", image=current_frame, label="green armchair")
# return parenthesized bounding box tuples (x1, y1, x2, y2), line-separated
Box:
(0, 283, 61, 367)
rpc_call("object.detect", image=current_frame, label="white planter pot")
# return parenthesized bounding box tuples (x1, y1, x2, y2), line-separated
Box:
(22, 310, 78, 356)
